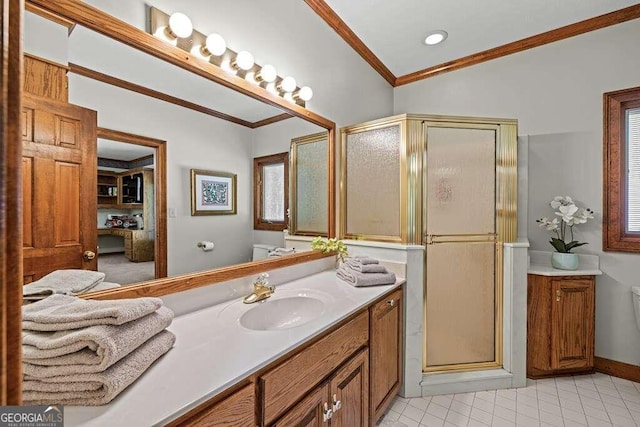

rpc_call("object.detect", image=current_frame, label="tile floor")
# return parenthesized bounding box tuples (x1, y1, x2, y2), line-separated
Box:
(380, 373, 640, 427)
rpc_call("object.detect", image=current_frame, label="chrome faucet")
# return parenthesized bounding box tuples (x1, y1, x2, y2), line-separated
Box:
(243, 273, 274, 304)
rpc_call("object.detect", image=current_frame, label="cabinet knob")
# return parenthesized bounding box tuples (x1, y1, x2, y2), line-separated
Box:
(387, 299, 395, 307)
(556, 289, 561, 302)
(83, 250, 96, 261)
(332, 393, 342, 412)
(323, 402, 333, 422)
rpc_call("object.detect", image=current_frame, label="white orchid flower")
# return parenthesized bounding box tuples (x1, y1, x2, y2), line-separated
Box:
(555, 204, 579, 223)
(550, 196, 564, 209)
(545, 218, 559, 231)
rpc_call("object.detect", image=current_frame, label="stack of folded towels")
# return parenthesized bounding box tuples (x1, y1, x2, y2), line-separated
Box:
(337, 256, 397, 287)
(23, 269, 121, 302)
(268, 247, 296, 258)
(22, 294, 175, 405)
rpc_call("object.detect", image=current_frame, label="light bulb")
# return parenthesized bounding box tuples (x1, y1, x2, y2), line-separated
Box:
(279, 76, 297, 93)
(232, 51, 254, 71)
(424, 30, 448, 45)
(168, 12, 193, 39)
(255, 64, 277, 83)
(295, 86, 313, 102)
(202, 33, 226, 56)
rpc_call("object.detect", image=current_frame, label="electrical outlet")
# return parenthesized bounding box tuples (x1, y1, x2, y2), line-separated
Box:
(168, 207, 177, 218)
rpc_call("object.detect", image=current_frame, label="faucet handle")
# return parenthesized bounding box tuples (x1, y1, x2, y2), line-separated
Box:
(255, 273, 269, 285)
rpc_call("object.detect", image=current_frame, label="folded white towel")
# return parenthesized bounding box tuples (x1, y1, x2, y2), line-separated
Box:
(345, 260, 388, 273)
(23, 329, 176, 406)
(337, 267, 396, 287)
(22, 295, 163, 331)
(23, 269, 105, 298)
(348, 256, 379, 265)
(23, 306, 174, 377)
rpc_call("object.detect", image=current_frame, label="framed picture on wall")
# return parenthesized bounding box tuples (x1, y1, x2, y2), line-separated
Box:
(190, 169, 237, 215)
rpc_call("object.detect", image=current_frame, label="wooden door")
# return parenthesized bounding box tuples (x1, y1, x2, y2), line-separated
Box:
(330, 349, 369, 427)
(22, 94, 97, 283)
(550, 278, 595, 370)
(370, 290, 402, 422)
(272, 383, 328, 427)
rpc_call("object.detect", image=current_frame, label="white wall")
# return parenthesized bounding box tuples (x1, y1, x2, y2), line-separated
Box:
(394, 19, 640, 365)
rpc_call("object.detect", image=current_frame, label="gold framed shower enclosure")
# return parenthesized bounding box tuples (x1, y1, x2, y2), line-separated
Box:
(339, 114, 518, 374)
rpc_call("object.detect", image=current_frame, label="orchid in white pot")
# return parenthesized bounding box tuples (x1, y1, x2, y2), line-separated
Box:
(537, 196, 594, 270)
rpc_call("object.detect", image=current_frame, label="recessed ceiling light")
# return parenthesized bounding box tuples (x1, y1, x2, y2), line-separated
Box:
(424, 30, 448, 46)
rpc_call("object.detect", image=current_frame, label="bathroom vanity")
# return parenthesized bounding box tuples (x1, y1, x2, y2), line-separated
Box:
(64, 270, 404, 426)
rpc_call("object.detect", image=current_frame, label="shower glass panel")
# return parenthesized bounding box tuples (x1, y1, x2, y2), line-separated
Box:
(424, 125, 500, 371)
(345, 124, 401, 240)
(425, 242, 496, 367)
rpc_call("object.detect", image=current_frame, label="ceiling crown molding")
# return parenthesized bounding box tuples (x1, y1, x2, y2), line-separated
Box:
(304, 0, 396, 86)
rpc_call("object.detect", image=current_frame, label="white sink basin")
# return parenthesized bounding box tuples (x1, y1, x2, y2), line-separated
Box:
(240, 296, 325, 331)
(218, 289, 332, 331)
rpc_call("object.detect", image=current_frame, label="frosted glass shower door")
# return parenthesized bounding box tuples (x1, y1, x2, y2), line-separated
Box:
(423, 125, 501, 371)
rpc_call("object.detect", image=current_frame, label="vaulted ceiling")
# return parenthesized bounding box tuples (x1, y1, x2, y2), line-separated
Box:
(309, 0, 640, 86)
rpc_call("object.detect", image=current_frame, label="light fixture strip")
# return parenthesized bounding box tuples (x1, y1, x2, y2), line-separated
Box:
(149, 7, 310, 107)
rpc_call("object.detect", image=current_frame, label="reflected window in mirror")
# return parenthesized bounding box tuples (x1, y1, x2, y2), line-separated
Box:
(254, 152, 289, 231)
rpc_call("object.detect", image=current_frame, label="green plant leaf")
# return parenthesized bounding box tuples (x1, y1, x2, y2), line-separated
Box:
(549, 238, 567, 253)
(564, 241, 588, 252)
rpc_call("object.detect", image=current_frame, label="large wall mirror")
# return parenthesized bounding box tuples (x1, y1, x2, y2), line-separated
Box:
(22, 0, 335, 299)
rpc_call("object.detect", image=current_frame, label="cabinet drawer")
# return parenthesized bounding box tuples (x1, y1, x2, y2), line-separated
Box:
(169, 383, 255, 427)
(260, 311, 369, 425)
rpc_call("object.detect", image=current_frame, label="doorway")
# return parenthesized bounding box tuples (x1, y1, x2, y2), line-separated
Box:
(96, 128, 167, 283)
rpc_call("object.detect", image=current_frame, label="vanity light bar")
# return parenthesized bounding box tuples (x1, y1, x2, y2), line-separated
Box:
(149, 7, 313, 106)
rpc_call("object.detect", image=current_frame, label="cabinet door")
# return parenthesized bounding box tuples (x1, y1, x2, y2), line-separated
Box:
(370, 289, 402, 422)
(550, 279, 594, 370)
(330, 348, 369, 427)
(272, 383, 329, 427)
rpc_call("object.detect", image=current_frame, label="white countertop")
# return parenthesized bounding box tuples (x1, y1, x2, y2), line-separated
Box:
(65, 271, 402, 426)
(527, 250, 602, 276)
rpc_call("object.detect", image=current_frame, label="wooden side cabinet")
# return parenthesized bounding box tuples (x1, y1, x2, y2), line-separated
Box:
(370, 289, 403, 423)
(527, 274, 595, 378)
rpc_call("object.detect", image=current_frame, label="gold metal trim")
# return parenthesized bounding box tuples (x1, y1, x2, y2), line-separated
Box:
(290, 132, 329, 237)
(340, 117, 408, 242)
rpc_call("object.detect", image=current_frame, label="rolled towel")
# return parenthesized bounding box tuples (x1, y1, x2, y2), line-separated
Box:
(23, 329, 176, 406)
(22, 294, 163, 331)
(23, 269, 105, 298)
(348, 256, 379, 265)
(345, 261, 389, 274)
(23, 306, 174, 377)
(337, 267, 396, 287)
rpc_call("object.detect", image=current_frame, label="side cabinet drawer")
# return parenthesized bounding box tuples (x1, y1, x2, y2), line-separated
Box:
(260, 311, 369, 425)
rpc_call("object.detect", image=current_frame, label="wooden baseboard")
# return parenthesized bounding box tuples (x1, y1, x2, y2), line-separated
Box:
(594, 357, 640, 383)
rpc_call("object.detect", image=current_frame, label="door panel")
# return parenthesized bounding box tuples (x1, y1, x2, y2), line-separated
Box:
(551, 279, 594, 370)
(330, 349, 368, 427)
(425, 242, 496, 367)
(273, 383, 328, 427)
(22, 94, 97, 282)
(54, 162, 80, 245)
(426, 126, 496, 235)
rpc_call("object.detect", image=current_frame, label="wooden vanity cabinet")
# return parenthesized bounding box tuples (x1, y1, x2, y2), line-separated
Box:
(171, 287, 403, 427)
(369, 289, 403, 422)
(274, 349, 369, 427)
(527, 274, 595, 378)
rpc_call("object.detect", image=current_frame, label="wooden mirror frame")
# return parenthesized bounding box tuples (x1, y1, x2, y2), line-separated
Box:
(25, 0, 336, 300)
